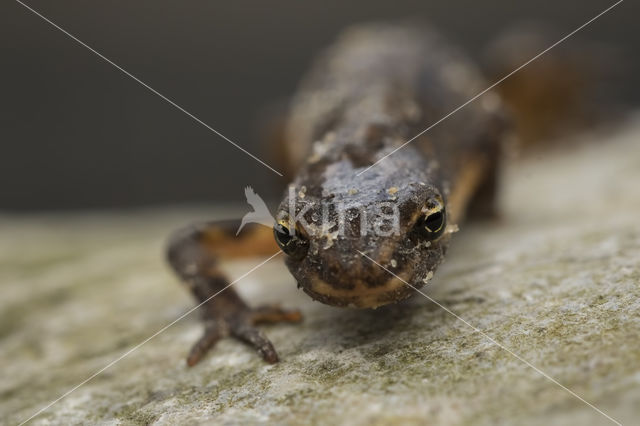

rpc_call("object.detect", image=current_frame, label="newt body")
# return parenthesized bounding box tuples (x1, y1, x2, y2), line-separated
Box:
(278, 24, 505, 308)
(167, 23, 507, 364)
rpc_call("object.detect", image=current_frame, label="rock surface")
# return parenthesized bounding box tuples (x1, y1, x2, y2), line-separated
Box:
(2, 118, 640, 425)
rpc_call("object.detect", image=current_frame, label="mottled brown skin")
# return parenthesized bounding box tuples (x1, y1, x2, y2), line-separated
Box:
(167, 23, 507, 364)
(278, 24, 505, 308)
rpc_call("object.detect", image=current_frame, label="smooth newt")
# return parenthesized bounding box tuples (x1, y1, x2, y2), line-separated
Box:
(167, 23, 507, 365)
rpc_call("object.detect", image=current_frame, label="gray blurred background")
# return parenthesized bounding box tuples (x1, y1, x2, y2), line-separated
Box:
(1, 0, 635, 211)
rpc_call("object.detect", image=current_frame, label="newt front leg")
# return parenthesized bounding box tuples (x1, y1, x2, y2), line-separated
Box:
(166, 220, 302, 365)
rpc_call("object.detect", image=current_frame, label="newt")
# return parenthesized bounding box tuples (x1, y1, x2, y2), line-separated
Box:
(167, 23, 511, 365)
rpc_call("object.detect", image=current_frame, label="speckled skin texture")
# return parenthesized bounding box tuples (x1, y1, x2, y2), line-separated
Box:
(278, 23, 506, 307)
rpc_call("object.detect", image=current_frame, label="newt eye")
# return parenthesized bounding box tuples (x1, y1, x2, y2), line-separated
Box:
(424, 210, 445, 233)
(417, 200, 446, 240)
(274, 222, 309, 259)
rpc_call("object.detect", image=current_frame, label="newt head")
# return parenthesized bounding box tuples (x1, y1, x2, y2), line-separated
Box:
(274, 146, 452, 308)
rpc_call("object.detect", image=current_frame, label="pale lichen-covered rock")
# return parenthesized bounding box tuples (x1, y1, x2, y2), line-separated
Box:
(2, 117, 640, 425)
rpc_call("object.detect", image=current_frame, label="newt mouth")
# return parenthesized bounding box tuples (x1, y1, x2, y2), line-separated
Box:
(300, 270, 420, 308)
